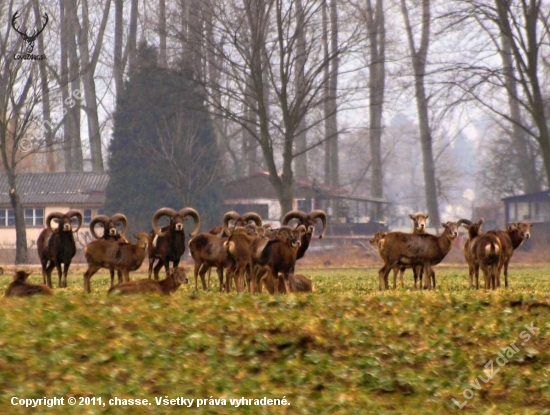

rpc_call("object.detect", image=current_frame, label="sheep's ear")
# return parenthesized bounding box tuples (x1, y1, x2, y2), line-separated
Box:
(462, 224, 469, 229)
(408, 214, 415, 220)
(528, 222, 534, 227)
(425, 214, 429, 219)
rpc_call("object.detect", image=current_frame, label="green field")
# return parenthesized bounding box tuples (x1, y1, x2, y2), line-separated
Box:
(0, 266, 549, 414)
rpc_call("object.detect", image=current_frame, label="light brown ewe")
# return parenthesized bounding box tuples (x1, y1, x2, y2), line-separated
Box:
(108, 267, 188, 295)
(5, 270, 53, 297)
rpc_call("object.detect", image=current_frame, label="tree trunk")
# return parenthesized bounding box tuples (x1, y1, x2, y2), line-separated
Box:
(293, 0, 308, 179)
(366, 0, 385, 219)
(328, 0, 339, 188)
(73, 0, 111, 172)
(33, 0, 55, 172)
(159, 0, 167, 67)
(323, 0, 330, 186)
(7, 175, 27, 264)
(114, 0, 124, 99)
(401, 0, 440, 228)
(66, 0, 84, 171)
(499, 19, 539, 193)
(126, 0, 139, 73)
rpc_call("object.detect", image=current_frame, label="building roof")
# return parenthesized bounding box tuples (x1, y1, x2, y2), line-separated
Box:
(0, 172, 109, 207)
(502, 190, 550, 203)
(223, 171, 388, 203)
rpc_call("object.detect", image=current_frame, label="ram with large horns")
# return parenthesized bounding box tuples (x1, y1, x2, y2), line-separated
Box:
(89, 213, 130, 287)
(148, 207, 200, 280)
(37, 210, 83, 288)
(281, 209, 328, 260)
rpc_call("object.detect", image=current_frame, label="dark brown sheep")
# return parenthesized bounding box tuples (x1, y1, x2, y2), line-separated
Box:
(148, 207, 200, 280)
(5, 270, 53, 297)
(262, 273, 314, 294)
(37, 210, 83, 288)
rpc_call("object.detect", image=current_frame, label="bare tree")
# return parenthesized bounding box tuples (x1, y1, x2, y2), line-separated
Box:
(446, 0, 548, 192)
(400, 0, 441, 227)
(0, 0, 61, 262)
(71, 0, 111, 172)
(145, 112, 221, 207)
(191, 0, 355, 215)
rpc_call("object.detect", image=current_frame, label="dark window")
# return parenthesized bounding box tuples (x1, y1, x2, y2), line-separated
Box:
(83, 209, 93, 225)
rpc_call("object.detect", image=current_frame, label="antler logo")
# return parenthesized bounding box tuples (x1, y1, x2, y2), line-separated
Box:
(12, 10, 49, 54)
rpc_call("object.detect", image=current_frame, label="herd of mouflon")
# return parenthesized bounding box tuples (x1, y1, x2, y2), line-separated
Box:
(3, 209, 533, 297)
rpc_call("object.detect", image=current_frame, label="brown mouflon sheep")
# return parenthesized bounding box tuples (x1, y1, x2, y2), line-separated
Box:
(108, 267, 188, 295)
(5, 270, 53, 297)
(148, 207, 200, 280)
(262, 273, 314, 294)
(487, 222, 533, 287)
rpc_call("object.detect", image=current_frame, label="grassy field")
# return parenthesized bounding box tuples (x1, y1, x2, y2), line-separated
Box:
(0, 265, 549, 414)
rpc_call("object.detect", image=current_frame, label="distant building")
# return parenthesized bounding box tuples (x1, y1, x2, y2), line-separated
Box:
(502, 190, 550, 245)
(0, 172, 109, 253)
(222, 171, 388, 236)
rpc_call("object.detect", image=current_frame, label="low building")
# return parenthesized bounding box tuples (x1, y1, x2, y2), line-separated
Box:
(502, 190, 550, 246)
(222, 171, 388, 236)
(0, 172, 109, 261)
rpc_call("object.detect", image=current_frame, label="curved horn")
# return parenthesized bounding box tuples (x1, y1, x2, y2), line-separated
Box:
(89, 215, 110, 239)
(179, 207, 201, 237)
(309, 209, 328, 239)
(222, 211, 241, 236)
(241, 212, 263, 227)
(152, 208, 178, 236)
(46, 212, 63, 232)
(67, 210, 83, 232)
(282, 210, 307, 226)
(456, 219, 473, 227)
(295, 224, 307, 235)
(110, 213, 128, 235)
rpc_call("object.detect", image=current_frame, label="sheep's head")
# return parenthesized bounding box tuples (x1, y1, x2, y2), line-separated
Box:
(459, 218, 484, 239)
(152, 207, 200, 237)
(222, 211, 263, 236)
(409, 212, 429, 232)
(46, 211, 83, 233)
(282, 209, 328, 239)
(442, 221, 460, 240)
(90, 213, 128, 239)
(510, 222, 533, 240)
(13, 270, 31, 282)
(133, 232, 150, 249)
(369, 231, 387, 246)
(171, 267, 189, 285)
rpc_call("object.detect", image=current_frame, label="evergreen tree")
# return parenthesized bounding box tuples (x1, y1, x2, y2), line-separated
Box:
(104, 42, 221, 233)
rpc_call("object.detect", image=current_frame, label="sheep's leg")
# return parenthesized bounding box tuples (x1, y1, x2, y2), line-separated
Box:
(40, 258, 48, 285)
(110, 269, 115, 287)
(55, 263, 63, 288)
(431, 270, 436, 289)
(117, 270, 123, 284)
(153, 260, 164, 281)
(422, 264, 432, 290)
(474, 264, 480, 290)
(503, 260, 509, 288)
(83, 264, 101, 293)
(378, 264, 392, 290)
(272, 270, 280, 295)
(147, 257, 155, 279)
(392, 268, 399, 289)
(164, 259, 172, 279)
(62, 262, 70, 288)
(282, 273, 292, 294)
(193, 262, 202, 292)
(45, 261, 55, 288)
